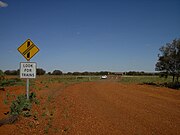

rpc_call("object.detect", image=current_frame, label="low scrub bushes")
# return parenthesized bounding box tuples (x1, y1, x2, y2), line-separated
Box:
(142, 82, 180, 90)
(10, 92, 39, 116)
(0, 92, 39, 126)
(163, 82, 180, 89)
(0, 78, 22, 87)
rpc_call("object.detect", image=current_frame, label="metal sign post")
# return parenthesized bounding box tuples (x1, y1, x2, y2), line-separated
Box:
(18, 39, 39, 100)
(26, 78, 29, 100)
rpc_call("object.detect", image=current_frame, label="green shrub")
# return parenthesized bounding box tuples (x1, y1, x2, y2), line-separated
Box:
(0, 78, 23, 87)
(3, 99, 8, 105)
(10, 92, 39, 116)
(164, 82, 180, 90)
(10, 94, 31, 115)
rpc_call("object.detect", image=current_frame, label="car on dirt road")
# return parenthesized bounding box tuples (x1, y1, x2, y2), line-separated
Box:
(101, 75, 107, 79)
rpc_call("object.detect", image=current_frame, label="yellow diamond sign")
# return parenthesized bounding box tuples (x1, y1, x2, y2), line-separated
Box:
(18, 39, 39, 61)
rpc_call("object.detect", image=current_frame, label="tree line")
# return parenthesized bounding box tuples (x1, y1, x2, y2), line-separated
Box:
(1, 69, 160, 76)
(1, 69, 46, 75)
(0, 69, 46, 75)
(0, 70, 110, 76)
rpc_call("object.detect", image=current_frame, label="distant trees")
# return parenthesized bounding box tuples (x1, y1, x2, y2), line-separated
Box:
(61, 71, 157, 76)
(156, 38, 180, 82)
(2, 68, 46, 76)
(47, 72, 51, 75)
(47, 71, 110, 76)
(36, 68, 46, 75)
(124, 71, 159, 76)
(52, 70, 63, 75)
(66, 72, 73, 75)
(4, 70, 19, 75)
(67, 71, 110, 76)
(0, 68, 162, 78)
(96, 71, 109, 75)
(72, 72, 80, 75)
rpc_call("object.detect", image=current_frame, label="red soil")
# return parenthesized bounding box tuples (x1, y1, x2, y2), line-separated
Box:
(0, 81, 180, 135)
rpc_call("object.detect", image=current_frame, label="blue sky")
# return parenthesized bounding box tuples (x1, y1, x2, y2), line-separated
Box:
(0, 0, 180, 72)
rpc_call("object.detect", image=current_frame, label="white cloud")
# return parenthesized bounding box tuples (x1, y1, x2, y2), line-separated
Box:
(0, 1, 8, 8)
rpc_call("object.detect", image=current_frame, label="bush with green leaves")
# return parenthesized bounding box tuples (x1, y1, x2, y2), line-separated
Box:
(165, 82, 180, 89)
(0, 78, 23, 87)
(10, 92, 39, 117)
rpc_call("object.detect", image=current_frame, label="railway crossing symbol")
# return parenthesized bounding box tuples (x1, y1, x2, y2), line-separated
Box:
(18, 39, 39, 61)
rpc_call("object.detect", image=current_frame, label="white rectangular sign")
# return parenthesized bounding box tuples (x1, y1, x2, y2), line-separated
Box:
(20, 62, 37, 78)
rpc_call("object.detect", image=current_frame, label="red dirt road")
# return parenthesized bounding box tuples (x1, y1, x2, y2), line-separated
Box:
(0, 81, 180, 135)
(56, 82, 180, 135)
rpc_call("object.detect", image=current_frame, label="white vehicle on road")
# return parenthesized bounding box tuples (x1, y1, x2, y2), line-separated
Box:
(101, 75, 107, 79)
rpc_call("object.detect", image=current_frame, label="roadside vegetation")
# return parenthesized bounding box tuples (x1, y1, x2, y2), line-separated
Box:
(120, 75, 172, 84)
(0, 71, 23, 90)
(0, 92, 39, 126)
(120, 75, 180, 90)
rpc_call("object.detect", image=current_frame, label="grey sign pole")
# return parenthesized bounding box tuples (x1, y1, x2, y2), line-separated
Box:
(26, 78, 29, 100)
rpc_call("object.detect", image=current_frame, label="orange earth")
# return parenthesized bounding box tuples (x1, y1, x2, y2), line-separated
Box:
(0, 78, 180, 135)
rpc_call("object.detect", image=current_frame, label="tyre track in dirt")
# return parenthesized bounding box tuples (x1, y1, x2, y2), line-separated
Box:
(56, 82, 180, 135)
